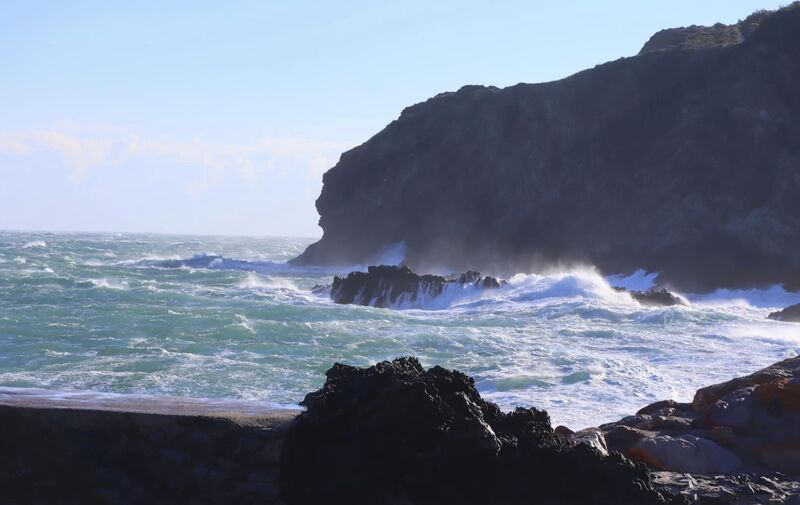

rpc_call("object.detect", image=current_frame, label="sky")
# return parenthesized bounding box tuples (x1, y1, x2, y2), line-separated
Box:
(0, 0, 786, 237)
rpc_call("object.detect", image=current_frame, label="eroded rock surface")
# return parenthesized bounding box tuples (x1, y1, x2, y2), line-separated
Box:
(326, 265, 504, 308)
(591, 356, 800, 502)
(280, 357, 677, 505)
(614, 287, 685, 307)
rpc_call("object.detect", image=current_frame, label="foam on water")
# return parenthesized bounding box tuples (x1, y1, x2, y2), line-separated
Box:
(0, 231, 798, 429)
(22, 240, 47, 249)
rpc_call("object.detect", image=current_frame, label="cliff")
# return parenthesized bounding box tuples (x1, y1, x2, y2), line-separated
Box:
(293, 4, 800, 293)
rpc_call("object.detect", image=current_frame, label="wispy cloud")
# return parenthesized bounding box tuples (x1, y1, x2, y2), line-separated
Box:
(0, 128, 351, 192)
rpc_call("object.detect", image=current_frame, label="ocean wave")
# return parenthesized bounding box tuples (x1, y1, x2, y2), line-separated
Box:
(137, 253, 361, 276)
(89, 278, 129, 290)
(238, 272, 298, 291)
(22, 240, 47, 249)
(688, 285, 800, 310)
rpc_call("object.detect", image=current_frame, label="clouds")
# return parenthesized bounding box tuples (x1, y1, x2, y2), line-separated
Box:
(0, 128, 351, 191)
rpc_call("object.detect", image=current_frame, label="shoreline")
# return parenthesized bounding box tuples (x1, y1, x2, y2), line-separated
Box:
(2, 356, 799, 504)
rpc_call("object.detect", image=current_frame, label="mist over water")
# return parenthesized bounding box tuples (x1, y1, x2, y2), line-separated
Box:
(1, 231, 798, 429)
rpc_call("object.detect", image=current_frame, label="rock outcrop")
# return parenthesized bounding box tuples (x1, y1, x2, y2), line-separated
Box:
(585, 356, 800, 501)
(768, 303, 800, 322)
(280, 357, 677, 505)
(614, 287, 685, 307)
(325, 265, 503, 308)
(292, 3, 800, 293)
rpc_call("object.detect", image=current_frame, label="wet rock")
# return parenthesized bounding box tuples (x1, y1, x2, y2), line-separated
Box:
(768, 303, 800, 322)
(652, 472, 800, 505)
(603, 425, 654, 456)
(327, 265, 504, 308)
(567, 427, 610, 456)
(693, 356, 800, 413)
(630, 434, 742, 474)
(755, 447, 800, 474)
(710, 426, 737, 448)
(614, 287, 685, 307)
(280, 357, 673, 505)
(754, 378, 800, 412)
(602, 355, 800, 485)
(636, 399, 693, 416)
(704, 387, 756, 429)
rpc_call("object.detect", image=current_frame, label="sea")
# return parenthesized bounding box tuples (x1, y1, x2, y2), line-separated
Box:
(1, 230, 799, 429)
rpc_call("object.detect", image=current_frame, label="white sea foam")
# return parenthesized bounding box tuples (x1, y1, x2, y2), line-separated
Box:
(22, 240, 47, 249)
(238, 272, 298, 291)
(689, 285, 800, 310)
(89, 278, 129, 290)
(234, 314, 257, 334)
(376, 268, 638, 311)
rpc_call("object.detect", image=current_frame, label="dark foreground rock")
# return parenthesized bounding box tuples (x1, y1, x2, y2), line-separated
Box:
(327, 265, 503, 308)
(614, 287, 685, 307)
(280, 357, 678, 505)
(292, 3, 800, 293)
(769, 303, 800, 322)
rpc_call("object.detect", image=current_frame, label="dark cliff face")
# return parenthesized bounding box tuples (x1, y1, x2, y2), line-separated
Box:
(293, 5, 800, 293)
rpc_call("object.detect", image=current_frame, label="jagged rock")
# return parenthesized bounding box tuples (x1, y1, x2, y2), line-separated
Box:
(566, 427, 609, 456)
(280, 357, 675, 505)
(768, 303, 800, 322)
(292, 4, 800, 294)
(327, 265, 503, 308)
(652, 472, 800, 505)
(614, 287, 685, 307)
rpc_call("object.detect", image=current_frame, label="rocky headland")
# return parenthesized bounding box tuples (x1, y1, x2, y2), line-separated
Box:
(292, 3, 800, 294)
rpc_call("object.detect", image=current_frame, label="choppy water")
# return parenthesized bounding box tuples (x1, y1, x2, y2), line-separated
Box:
(1, 231, 799, 428)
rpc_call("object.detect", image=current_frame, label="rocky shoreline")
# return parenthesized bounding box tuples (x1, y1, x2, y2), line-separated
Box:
(1, 357, 799, 504)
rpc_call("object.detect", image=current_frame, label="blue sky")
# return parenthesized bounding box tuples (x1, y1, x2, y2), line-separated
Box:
(0, 0, 785, 237)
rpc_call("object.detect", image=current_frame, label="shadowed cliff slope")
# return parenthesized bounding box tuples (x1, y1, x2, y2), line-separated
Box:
(293, 4, 800, 292)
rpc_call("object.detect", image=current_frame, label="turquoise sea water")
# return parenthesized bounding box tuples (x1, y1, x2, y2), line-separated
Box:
(1, 230, 799, 428)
